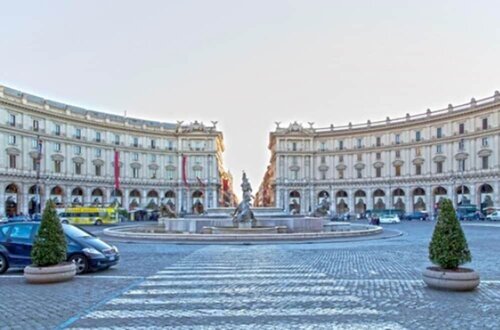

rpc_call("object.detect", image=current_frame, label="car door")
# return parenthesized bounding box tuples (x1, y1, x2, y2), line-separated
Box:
(4, 223, 36, 266)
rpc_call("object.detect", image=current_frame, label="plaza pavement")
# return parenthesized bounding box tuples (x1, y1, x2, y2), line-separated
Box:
(1, 221, 500, 329)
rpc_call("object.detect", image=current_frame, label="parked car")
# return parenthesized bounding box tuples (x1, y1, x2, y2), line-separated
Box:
(379, 213, 401, 224)
(457, 211, 485, 221)
(486, 211, 500, 221)
(0, 217, 7, 224)
(30, 213, 42, 221)
(0, 222, 119, 274)
(7, 215, 30, 223)
(404, 211, 429, 221)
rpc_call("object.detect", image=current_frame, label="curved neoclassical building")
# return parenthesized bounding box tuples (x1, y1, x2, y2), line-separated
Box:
(0, 85, 236, 217)
(256, 92, 500, 216)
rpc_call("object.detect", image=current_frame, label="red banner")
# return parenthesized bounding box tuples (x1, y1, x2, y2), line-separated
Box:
(114, 149, 120, 190)
(222, 178, 229, 191)
(182, 154, 189, 186)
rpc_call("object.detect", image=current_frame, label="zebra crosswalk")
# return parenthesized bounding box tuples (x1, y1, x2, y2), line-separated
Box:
(67, 247, 407, 329)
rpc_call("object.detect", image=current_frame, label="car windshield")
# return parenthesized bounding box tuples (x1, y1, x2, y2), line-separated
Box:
(63, 224, 93, 238)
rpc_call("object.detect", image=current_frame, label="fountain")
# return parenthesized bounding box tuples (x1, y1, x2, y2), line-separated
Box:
(103, 170, 386, 242)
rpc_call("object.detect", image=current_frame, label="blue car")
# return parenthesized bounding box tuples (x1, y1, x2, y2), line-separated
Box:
(404, 211, 429, 221)
(0, 222, 119, 274)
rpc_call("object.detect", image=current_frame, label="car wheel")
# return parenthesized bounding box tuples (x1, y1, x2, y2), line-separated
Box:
(69, 254, 89, 274)
(95, 219, 103, 226)
(0, 254, 8, 274)
(61, 220, 69, 224)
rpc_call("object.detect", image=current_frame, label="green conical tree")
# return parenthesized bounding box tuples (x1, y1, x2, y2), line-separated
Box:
(429, 198, 471, 269)
(31, 200, 67, 267)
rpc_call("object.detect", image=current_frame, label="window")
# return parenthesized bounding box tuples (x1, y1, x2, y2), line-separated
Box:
(376, 152, 381, 160)
(458, 139, 465, 150)
(95, 165, 102, 176)
(415, 131, 421, 142)
(436, 162, 443, 174)
(75, 128, 81, 140)
(320, 156, 326, 164)
(75, 163, 82, 175)
(357, 138, 363, 149)
(458, 123, 465, 134)
(31, 139, 38, 149)
(395, 165, 401, 177)
(54, 160, 62, 173)
(9, 155, 16, 169)
(437, 127, 443, 138)
(292, 142, 297, 151)
(33, 120, 39, 132)
(114, 134, 120, 145)
(375, 167, 382, 178)
(291, 156, 298, 165)
(482, 137, 489, 147)
(54, 143, 61, 152)
(482, 156, 489, 169)
(150, 154, 157, 162)
(320, 141, 326, 151)
(95, 132, 101, 142)
(166, 169, 175, 180)
(167, 140, 174, 151)
(151, 169, 157, 179)
(338, 169, 344, 179)
(415, 164, 421, 175)
(9, 224, 34, 241)
(395, 150, 401, 158)
(339, 155, 344, 162)
(8, 113, 16, 127)
(75, 146, 82, 155)
(151, 139, 156, 149)
(415, 147, 421, 156)
(338, 140, 344, 150)
(395, 134, 401, 145)
(458, 159, 466, 172)
(32, 158, 37, 171)
(482, 118, 488, 130)
(376, 137, 381, 147)
(133, 153, 139, 161)
(356, 169, 362, 179)
(356, 154, 362, 161)
(8, 135, 16, 145)
(436, 144, 442, 153)
(167, 155, 174, 164)
(55, 124, 61, 136)
(132, 168, 139, 178)
(95, 148, 102, 157)
(133, 137, 139, 148)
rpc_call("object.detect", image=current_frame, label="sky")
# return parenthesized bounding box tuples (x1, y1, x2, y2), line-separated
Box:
(1, 1, 500, 192)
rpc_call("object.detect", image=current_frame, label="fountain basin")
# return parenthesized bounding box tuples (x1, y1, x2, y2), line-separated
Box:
(202, 226, 287, 234)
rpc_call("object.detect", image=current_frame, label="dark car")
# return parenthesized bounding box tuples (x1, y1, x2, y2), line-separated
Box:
(404, 211, 429, 221)
(457, 211, 485, 221)
(0, 222, 119, 274)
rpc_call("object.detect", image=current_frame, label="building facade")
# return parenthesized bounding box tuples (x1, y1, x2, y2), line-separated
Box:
(0, 85, 235, 216)
(256, 92, 500, 216)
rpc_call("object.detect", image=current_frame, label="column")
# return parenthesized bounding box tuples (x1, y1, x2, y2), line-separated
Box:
(21, 183, 29, 215)
(347, 188, 354, 214)
(0, 182, 5, 216)
(366, 187, 374, 211)
(84, 187, 92, 206)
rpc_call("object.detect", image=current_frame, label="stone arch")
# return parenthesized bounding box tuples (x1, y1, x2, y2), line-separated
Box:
(412, 187, 426, 212)
(393, 188, 405, 211)
(91, 188, 104, 205)
(289, 190, 301, 214)
(373, 189, 386, 211)
(146, 190, 160, 210)
(479, 183, 494, 211)
(5, 183, 20, 217)
(354, 190, 366, 214)
(192, 190, 204, 214)
(433, 186, 448, 208)
(317, 190, 329, 204)
(335, 190, 348, 214)
(456, 185, 471, 205)
(50, 185, 64, 206)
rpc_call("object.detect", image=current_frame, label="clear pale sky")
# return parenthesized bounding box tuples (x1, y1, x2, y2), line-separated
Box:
(1, 1, 500, 190)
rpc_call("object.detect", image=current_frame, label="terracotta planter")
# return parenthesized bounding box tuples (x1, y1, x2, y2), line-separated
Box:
(422, 266, 480, 291)
(24, 262, 76, 284)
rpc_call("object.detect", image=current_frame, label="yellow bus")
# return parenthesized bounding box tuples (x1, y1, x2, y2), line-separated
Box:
(58, 207, 118, 226)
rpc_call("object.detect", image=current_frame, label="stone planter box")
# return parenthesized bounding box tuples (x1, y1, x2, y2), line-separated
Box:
(422, 266, 480, 291)
(24, 262, 76, 284)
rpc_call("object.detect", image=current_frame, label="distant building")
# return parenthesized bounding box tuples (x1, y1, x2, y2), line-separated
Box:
(0, 85, 234, 216)
(257, 93, 500, 215)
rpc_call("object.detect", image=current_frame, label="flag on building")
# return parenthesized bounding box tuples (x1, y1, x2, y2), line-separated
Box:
(114, 149, 120, 190)
(182, 154, 189, 186)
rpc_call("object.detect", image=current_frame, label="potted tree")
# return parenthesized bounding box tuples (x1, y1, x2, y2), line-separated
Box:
(422, 198, 479, 291)
(24, 200, 76, 284)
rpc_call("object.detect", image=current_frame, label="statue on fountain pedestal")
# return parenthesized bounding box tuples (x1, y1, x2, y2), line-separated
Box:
(232, 171, 256, 227)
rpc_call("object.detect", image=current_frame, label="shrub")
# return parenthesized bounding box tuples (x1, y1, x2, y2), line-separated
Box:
(429, 199, 471, 269)
(31, 200, 67, 267)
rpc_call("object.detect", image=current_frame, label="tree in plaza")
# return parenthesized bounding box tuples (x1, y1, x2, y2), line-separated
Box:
(31, 200, 67, 267)
(428, 198, 471, 269)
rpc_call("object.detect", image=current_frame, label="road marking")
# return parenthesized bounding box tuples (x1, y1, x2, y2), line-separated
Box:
(141, 278, 355, 286)
(70, 322, 407, 330)
(151, 273, 327, 279)
(82, 307, 380, 319)
(0, 275, 144, 279)
(125, 285, 347, 295)
(108, 294, 362, 305)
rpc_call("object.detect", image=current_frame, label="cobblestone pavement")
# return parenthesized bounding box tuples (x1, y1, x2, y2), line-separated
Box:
(2, 221, 500, 329)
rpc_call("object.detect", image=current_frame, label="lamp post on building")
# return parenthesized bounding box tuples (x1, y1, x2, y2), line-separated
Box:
(35, 136, 42, 214)
(450, 173, 457, 208)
